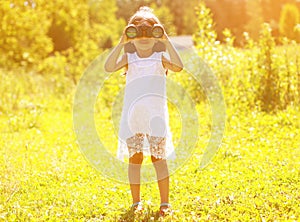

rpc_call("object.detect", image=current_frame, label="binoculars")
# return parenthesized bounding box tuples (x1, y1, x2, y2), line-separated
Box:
(125, 24, 164, 39)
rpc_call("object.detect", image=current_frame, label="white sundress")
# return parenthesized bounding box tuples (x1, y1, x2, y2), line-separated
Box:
(117, 51, 176, 161)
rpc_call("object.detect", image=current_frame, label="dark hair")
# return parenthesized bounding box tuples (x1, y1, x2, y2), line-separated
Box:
(124, 6, 166, 53)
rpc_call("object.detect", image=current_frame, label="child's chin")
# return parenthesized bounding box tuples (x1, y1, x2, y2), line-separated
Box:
(137, 39, 151, 44)
(136, 41, 155, 48)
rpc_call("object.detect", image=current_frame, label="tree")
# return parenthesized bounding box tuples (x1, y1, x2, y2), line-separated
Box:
(0, 1, 53, 67)
(162, 0, 198, 35)
(279, 3, 300, 40)
(150, 3, 176, 35)
(244, 0, 264, 41)
(116, 0, 157, 22)
(205, 0, 248, 45)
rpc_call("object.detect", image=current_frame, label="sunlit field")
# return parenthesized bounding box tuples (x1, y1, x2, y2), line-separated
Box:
(1, 55, 299, 221)
(1, 0, 300, 221)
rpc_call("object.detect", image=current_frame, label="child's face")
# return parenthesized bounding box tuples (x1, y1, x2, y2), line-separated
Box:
(130, 19, 158, 51)
(133, 38, 156, 51)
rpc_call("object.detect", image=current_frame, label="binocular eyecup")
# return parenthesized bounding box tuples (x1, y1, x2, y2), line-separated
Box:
(125, 24, 164, 39)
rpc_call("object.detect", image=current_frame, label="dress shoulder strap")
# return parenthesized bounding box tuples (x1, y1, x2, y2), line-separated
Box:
(126, 52, 136, 64)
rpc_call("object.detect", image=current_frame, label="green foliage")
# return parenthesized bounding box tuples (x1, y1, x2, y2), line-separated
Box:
(88, 0, 124, 49)
(296, 41, 300, 104)
(0, 1, 53, 68)
(162, 0, 185, 35)
(279, 3, 300, 41)
(116, 0, 158, 22)
(193, 2, 300, 112)
(163, 0, 198, 35)
(0, 0, 124, 84)
(150, 3, 176, 36)
(1, 68, 300, 220)
(223, 29, 235, 47)
(244, 0, 264, 41)
(188, 1, 218, 103)
(193, 2, 217, 59)
(1, 1, 300, 220)
(204, 0, 300, 43)
(182, 0, 199, 35)
(116, 2, 177, 35)
(206, 0, 248, 45)
(257, 23, 280, 112)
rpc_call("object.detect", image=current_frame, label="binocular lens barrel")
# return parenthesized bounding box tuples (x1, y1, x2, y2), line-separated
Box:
(152, 26, 164, 38)
(125, 25, 164, 39)
(125, 26, 138, 39)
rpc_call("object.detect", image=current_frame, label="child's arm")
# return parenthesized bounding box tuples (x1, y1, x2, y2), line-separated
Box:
(162, 34, 183, 72)
(104, 34, 128, 72)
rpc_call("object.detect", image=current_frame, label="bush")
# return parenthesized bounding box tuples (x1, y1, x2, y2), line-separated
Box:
(193, 2, 300, 113)
(256, 23, 280, 112)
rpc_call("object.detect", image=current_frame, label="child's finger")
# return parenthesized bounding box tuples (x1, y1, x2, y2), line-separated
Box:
(119, 32, 128, 44)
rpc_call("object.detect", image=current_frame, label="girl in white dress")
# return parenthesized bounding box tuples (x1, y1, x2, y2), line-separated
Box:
(104, 6, 183, 216)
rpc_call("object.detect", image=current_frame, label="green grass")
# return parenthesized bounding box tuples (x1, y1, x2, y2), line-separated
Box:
(1, 83, 299, 221)
(1, 44, 300, 222)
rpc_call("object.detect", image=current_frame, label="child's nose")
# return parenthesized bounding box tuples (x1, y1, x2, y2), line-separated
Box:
(141, 30, 147, 37)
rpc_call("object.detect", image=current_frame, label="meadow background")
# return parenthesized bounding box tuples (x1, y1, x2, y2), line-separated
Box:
(1, 0, 300, 221)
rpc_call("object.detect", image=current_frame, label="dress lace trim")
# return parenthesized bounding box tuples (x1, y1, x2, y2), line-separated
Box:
(126, 133, 167, 159)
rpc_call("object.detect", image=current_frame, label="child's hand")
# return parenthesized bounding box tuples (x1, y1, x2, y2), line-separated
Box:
(119, 27, 131, 45)
(162, 31, 169, 40)
(160, 32, 171, 46)
(119, 32, 128, 45)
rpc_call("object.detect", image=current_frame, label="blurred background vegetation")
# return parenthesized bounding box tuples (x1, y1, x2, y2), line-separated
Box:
(2, 2, 300, 221)
(1, 0, 300, 114)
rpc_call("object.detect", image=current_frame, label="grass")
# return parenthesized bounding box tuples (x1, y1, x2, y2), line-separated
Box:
(0, 65, 300, 221)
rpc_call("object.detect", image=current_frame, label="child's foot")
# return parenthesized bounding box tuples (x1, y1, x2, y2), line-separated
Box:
(131, 201, 143, 213)
(159, 203, 173, 217)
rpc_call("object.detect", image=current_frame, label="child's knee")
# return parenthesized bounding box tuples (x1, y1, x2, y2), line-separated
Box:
(129, 152, 144, 164)
(151, 156, 168, 169)
(151, 155, 161, 163)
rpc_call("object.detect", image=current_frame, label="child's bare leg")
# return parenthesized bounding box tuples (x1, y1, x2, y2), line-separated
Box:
(128, 153, 143, 203)
(126, 133, 144, 204)
(151, 156, 169, 204)
(147, 135, 169, 205)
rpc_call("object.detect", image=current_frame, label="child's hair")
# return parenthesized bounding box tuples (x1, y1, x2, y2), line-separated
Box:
(124, 6, 166, 53)
(128, 6, 160, 25)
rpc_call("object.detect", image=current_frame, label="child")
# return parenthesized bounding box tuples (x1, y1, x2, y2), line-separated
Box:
(104, 6, 183, 216)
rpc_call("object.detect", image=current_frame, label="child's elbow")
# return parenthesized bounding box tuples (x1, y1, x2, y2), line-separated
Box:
(104, 64, 114, 73)
(173, 64, 183, 72)
(176, 66, 183, 72)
